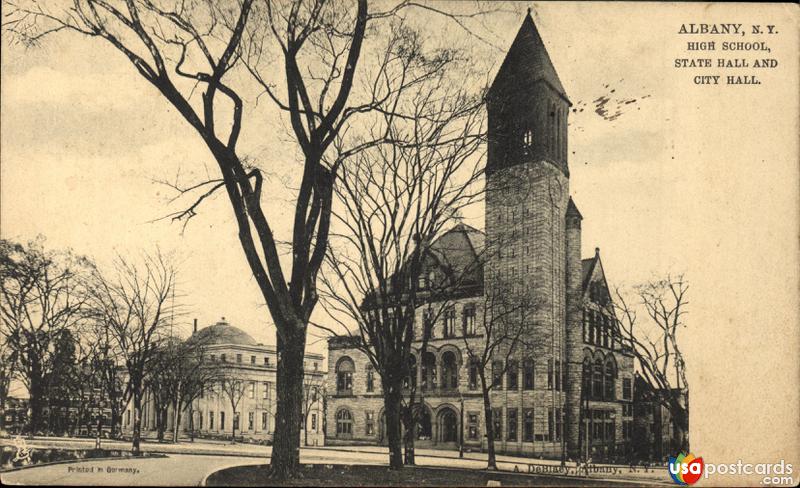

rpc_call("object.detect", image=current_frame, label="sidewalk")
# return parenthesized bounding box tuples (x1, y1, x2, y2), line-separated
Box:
(2, 436, 670, 485)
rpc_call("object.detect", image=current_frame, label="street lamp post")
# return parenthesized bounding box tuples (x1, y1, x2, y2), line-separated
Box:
(459, 393, 465, 458)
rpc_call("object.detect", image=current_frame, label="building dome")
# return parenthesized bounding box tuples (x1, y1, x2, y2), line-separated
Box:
(189, 319, 258, 346)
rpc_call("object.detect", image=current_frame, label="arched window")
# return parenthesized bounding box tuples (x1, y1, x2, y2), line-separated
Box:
(592, 357, 604, 399)
(421, 352, 437, 391)
(336, 357, 354, 395)
(336, 409, 353, 436)
(404, 355, 417, 390)
(604, 358, 616, 400)
(582, 358, 592, 395)
(524, 128, 534, 152)
(442, 351, 458, 390)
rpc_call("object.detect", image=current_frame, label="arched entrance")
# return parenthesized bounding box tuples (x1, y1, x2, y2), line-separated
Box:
(437, 407, 459, 444)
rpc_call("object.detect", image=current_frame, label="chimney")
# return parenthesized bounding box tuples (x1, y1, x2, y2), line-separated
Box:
(193, 318, 198, 333)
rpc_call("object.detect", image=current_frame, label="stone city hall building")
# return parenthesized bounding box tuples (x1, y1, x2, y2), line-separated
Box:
(326, 13, 636, 461)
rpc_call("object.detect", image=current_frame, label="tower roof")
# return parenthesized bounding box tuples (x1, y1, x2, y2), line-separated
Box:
(489, 12, 569, 102)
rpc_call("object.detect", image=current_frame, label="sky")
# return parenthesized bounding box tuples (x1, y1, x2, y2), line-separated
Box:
(1, 1, 798, 469)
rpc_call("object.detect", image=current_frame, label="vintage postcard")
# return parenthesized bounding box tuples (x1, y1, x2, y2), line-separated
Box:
(1, 1, 798, 487)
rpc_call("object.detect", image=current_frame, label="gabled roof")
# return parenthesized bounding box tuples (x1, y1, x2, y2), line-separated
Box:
(582, 248, 613, 304)
(489, 12, 569, 101)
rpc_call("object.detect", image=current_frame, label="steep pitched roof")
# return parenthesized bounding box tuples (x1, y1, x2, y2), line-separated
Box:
(489, 12, 569, 101)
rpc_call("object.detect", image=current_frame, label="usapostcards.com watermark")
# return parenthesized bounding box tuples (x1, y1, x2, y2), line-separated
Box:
(668, 453, 795, 486)
(704, 460, 794, 486)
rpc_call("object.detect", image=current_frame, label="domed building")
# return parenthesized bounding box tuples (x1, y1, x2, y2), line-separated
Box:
(122, 318, 325, 446)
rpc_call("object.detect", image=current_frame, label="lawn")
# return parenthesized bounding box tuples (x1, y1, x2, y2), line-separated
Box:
(206, 463, 635, 487)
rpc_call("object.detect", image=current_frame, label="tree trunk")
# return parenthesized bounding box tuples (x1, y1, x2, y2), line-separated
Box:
(402, 407, 416, 465)
(173, 402, 182, 443)
(132, 392, 143, 455)
(383, 382, 404, 470)
(28, 374, 45, 433)
(480, 372, 497, 470)
(269, 324, 307, 478)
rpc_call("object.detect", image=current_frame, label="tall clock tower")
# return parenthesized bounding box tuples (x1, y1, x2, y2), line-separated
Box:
(485, 11, 581, 457)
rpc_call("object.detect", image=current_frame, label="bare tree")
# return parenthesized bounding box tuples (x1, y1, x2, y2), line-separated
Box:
(460, 281, 539, 469)
(88, 251, 179, 455)
(318, 48, 485, 467)
(301, 374, 323, 447)
(3, 0, 499, 477)
(614, 274, 689, 452)
(170, 333, 223, 443)
(0, 238, 92, 433)
(218, 375, 247, 443)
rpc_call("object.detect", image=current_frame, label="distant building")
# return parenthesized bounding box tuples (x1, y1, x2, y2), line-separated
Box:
(632, 374, 687, 462)
(122, 319, 325, 445)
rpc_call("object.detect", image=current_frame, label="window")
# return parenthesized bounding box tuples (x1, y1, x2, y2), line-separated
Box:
(602, 316, 610, 348)
(236, 354, 242, 363)
(249, 382, 255, 399)
(336, 357, 355, 395)
(221, 354, 227, 362)
(604, 360, 615, 400)
(588, 312, 595, 344)
(468, 413, 479, 440)
(262, 412, 269, 430)
(507, 360, 518, 390)
(492, 408, 502, 440)
(622, 378, 632, 400)
(593, 358, 604, 399)
(250, 355, 256, 364)
(463, 305, 476, 335)
(248, 412, 254, 431)
(233, 412, 240, 431)
(424, 309, 435, 339)
(443, 307, 456, 338)
(556, 408, 563, 441)
(209, 411, 215, 430)
(199, 413, 203, 430)
(507, 408, 518, 441)
(263, 382, 270, 400)
(220, 412, 225, 431)
(404, 355, 417, 389)
(442, 351, 458, 389)
(365, 411, 375, 436)
(264, 357, 270, 366)
(468, 361, 478, 390)
(523, 409, 534, 442)
(422, 352, 437, 390)
(313, 362, 318, 371)
(523, 128, 534, 155)
(418, 275, 427, 290)
(126, 410, 131, 426)
(554, 359, 562, 391)
(210, 354, 216, 362)
(622, 403, 633, 417)
(492, 360, 503, 390)
(336, 409, 353, 436)
(311, 413, 317, 432)
(523, 360, 534, 390)
(366, 365, 375, 392)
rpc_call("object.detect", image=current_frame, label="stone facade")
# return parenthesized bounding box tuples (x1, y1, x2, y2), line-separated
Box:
(122, 320, 326, 446)
(325, 13, 636, 462)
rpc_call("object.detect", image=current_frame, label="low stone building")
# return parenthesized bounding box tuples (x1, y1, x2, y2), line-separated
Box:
(122, 319, 326, 446)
